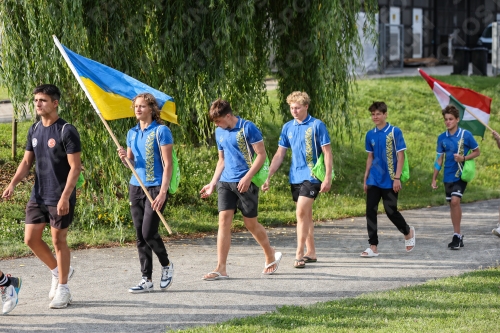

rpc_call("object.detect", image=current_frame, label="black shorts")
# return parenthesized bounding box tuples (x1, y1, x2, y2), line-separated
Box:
(444, 179, 468, 202)
(290, 181, 321, 202)
(217, 181, 259, 218)
(25, 201, 74, 229)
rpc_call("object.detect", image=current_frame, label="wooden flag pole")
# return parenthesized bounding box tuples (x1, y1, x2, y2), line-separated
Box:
(96, 113, 173, 234)
(53, 35, 173, 234)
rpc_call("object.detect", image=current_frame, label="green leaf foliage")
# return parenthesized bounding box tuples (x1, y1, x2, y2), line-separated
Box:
(0, 1, 377, 232)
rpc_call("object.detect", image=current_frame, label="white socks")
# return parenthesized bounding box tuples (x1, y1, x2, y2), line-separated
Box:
(58, 283, 69, 290)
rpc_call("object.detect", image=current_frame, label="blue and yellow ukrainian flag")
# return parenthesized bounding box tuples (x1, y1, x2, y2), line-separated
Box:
(60, 43, 177, 124)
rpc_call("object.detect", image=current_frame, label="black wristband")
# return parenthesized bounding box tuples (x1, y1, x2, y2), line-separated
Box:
(394, 177, 400, 180)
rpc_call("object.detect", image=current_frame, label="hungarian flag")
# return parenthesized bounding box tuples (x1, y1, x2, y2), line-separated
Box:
(418, 69, 491, 137)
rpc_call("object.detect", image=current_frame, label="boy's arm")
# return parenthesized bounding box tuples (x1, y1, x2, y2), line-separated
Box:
(200, 150, 225, 198)
(363, 152, 373, 193)
(261, 146, 287, 192)
(319, 144, 332, 193)
(393, 150, 405, 193)
(2, 150, 35, 199)
(151, 144, 173, 211)
(431, 153, 443, 189)
(238, 141, 266, 193)
(493, 131, 500, 149)
(58, 152, 82, 216)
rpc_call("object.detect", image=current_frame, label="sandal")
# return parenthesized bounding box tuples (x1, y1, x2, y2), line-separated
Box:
(302, 256, 317, 263)
(293, 259, 305, 268)
(360, 248, 379, 257)
(262, 251, 283, 275)
(405, 226, 416, 252)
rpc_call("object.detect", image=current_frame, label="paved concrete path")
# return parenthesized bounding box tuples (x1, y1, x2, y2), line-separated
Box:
(1, 200, 499, 332)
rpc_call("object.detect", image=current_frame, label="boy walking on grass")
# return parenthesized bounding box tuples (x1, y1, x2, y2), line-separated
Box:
(361, 101, 415, 257)
(432, 105, 480, 249)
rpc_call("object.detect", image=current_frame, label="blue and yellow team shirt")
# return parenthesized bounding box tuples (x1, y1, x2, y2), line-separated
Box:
(216, 117, 264, 182)
(436, 128, 478, 183)
(278, 115, 331, 184)
(126, 120, 173, 187)
(365, 123, 406, 189)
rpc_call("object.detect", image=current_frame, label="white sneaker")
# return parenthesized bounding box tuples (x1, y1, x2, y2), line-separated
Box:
(1, 276, 22, 314)
(492, 226, 500, 238)
(160, 261, 174, 290)
(49, 266, 75, 300)
(128, 277, 154, 293)
(49, 285, 72, 309)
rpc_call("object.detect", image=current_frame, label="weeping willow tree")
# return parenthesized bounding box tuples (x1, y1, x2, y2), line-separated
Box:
(0, 0, 377, 231)
(268, 0, 378, 138)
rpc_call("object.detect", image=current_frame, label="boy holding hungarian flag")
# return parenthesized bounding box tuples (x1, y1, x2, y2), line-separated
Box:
(431, 105, 480, 250)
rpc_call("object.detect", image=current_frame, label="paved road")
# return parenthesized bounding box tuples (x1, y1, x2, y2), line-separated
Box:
(1, 200, 500, 332)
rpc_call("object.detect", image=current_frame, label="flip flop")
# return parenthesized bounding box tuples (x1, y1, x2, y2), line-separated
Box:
(201, 272, 229, 281)
(360, 248, 379, 257)
(262, 251, 283, 275)
(405, 226, 416, 252)
(302, 256, 317, 263)
(294, 259, 305, 268)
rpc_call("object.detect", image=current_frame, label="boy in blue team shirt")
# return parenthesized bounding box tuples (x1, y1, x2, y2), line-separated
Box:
(361, 102, 415, 257)
(200, 99, 282, 280)
(432, 105, 480, 249)
(263, 91, 332, 268)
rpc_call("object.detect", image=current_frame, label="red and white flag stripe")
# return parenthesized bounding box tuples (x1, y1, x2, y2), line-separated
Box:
(418, 69, 491, 125)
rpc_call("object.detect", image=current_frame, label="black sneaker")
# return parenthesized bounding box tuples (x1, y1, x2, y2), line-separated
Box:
(448, 235, 464, 250)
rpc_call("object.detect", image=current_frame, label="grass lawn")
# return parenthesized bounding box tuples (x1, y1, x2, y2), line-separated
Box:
(0, 87, 9, 100)
(1, 75, 500, 257)
(178, 267, 500, 333)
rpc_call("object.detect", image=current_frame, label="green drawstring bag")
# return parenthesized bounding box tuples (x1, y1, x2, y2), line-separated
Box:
(392, 127, 410, 183)
(242, 121, 269, 187)
(460, 151, 475, 183)
(156, 126, 181, 194)
(168, 148, 180, 194)
(400, 150, 410, 183)
(311, 121, 334, 182)
(76, 172, 85, 189)
(458, 130, 475, 183)
(250, 154, 270, 187)
(312, 153, 335, 182)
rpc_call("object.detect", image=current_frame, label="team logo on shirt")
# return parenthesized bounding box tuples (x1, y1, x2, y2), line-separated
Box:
(131, 133, 136, 141)
(219, 137, 224, 143)
(371, 139, 375, 147)
(32, 138, 38, 148)
(47, 138, 56, 148)
(288, 132, 293, 139)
